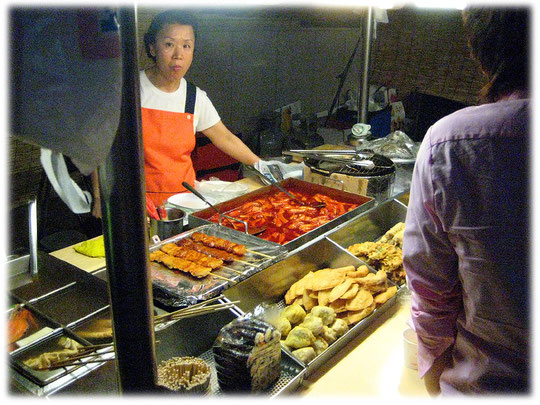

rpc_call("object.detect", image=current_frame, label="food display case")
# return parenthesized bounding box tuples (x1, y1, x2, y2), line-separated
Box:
(8, 192, 410, 396)
(8, 255, 112, 396)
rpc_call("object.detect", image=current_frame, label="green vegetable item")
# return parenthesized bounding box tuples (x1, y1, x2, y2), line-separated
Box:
(74, 236, 105, 257)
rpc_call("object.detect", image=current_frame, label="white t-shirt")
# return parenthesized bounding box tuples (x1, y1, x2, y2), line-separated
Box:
(139, 71, 221, 132)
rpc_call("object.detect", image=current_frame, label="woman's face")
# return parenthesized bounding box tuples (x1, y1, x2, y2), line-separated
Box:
(149, 23, 195, 84)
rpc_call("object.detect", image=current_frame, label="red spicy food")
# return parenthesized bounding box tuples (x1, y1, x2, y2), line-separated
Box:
(8, 305, 39, 351)
(207, 191, 359, 245)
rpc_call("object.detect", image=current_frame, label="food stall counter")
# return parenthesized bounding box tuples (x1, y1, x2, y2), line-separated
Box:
(36, 169, 426, 396)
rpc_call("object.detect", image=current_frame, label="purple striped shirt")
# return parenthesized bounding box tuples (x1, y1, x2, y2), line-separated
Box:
(403, 96, 530, 394)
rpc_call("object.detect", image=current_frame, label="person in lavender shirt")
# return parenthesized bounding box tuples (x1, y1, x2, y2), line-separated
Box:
(402, 7, 529, 395)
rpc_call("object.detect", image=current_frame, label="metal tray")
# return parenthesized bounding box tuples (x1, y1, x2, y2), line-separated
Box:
(325, 197, 408, 250)
(149, 224, 287, 308)
(10, 329, 111, 396)
(44, 304, 306, 396)
(222, 237, 400, 375)
(9, 252, 86, 303)
(189, 178, 375, 252)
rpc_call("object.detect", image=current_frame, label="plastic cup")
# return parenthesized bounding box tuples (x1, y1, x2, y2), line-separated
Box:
(403, 328, 418, 370)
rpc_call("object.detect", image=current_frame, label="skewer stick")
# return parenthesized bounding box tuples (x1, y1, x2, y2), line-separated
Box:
(234, 259, 253, 266)
(158, 304, 239, 323)
(210, 273, 236, 283)
(77, 342, 114, 352)
(154, 301, 240, 324)
(56, 348, 115, 363)
(246, 249, 274, 259)
(221, 265, 244, 275)
(37, 357, 114, 371)
(153, 295, 224, 322)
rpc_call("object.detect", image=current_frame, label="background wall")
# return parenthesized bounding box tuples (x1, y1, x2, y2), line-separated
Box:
(9, 5, 485, 209)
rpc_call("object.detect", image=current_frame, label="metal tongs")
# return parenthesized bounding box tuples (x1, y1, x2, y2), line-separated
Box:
(289, 148, 376, 169)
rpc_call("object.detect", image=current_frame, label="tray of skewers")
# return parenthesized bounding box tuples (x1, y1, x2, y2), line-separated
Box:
(148, 224, 288, 308)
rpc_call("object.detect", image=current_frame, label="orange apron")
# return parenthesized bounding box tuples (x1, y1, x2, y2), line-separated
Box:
(142, 82, 197, 207)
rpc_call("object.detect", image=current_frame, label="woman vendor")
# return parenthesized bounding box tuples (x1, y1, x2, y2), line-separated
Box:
(141, 9, 262, 207)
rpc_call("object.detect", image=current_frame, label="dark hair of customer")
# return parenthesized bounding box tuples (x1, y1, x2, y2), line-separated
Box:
(462, 7, 529, 103)
(143, 10, 199, 62)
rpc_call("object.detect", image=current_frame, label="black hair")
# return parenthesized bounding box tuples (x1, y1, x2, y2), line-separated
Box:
(462, 7, 529, 103)
(144, 10, 198, 62)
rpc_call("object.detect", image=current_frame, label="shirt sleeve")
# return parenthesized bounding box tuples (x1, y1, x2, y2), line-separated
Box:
(402, 128, 462, 378)
(194, 88, 221, 132)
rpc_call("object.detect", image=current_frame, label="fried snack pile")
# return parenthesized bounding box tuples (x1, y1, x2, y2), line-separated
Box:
(347, 222, 406, 284)
(378, 222, 405, 248)
(278, 265, 397, 364)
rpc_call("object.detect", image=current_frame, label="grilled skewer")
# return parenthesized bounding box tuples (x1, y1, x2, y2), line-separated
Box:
(190, 232, 247, 256)
(149, 250, 212, 278)
(177, 239, 241, 263)
(160, 243, 224, 269)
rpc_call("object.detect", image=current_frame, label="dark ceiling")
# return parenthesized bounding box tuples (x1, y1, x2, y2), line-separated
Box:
(189, 6, 369, 28)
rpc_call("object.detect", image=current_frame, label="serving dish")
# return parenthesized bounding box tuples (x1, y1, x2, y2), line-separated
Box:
(189, 178, 375, 252)
(168, 193, 216, 211)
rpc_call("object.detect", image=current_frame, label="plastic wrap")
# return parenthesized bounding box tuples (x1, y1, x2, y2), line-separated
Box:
(363, 131, 419, 163)
(212, 314, 281, 392)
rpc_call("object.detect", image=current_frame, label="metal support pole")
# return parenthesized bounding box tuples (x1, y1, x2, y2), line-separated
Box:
(358, 6, 374, 124)
(99, 6, 157, 392)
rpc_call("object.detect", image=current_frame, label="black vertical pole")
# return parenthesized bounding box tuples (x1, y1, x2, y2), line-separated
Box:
(359, 6, 374, 124)
(99, 6, 157, 392)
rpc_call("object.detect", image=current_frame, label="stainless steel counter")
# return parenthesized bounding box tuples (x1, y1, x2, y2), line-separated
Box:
(8, 170, 420, 397)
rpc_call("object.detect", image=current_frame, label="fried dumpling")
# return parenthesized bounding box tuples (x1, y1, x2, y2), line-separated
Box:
(282, 304, 306, 325)
(292, 347, 316, 364)
(284, 326, 316, 349)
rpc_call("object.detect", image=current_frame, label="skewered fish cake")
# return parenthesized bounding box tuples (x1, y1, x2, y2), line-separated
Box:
(191, 232, 246, 256)
(177, 238, 241, 263)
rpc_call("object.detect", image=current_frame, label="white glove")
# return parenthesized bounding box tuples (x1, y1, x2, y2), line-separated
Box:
(254, 160, 303, 183)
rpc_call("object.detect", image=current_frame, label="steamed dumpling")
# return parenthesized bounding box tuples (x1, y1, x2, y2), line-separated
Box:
(275, 317, 292, 338)
(300, 314, 324, 336)
(330, 318, 349, 337)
